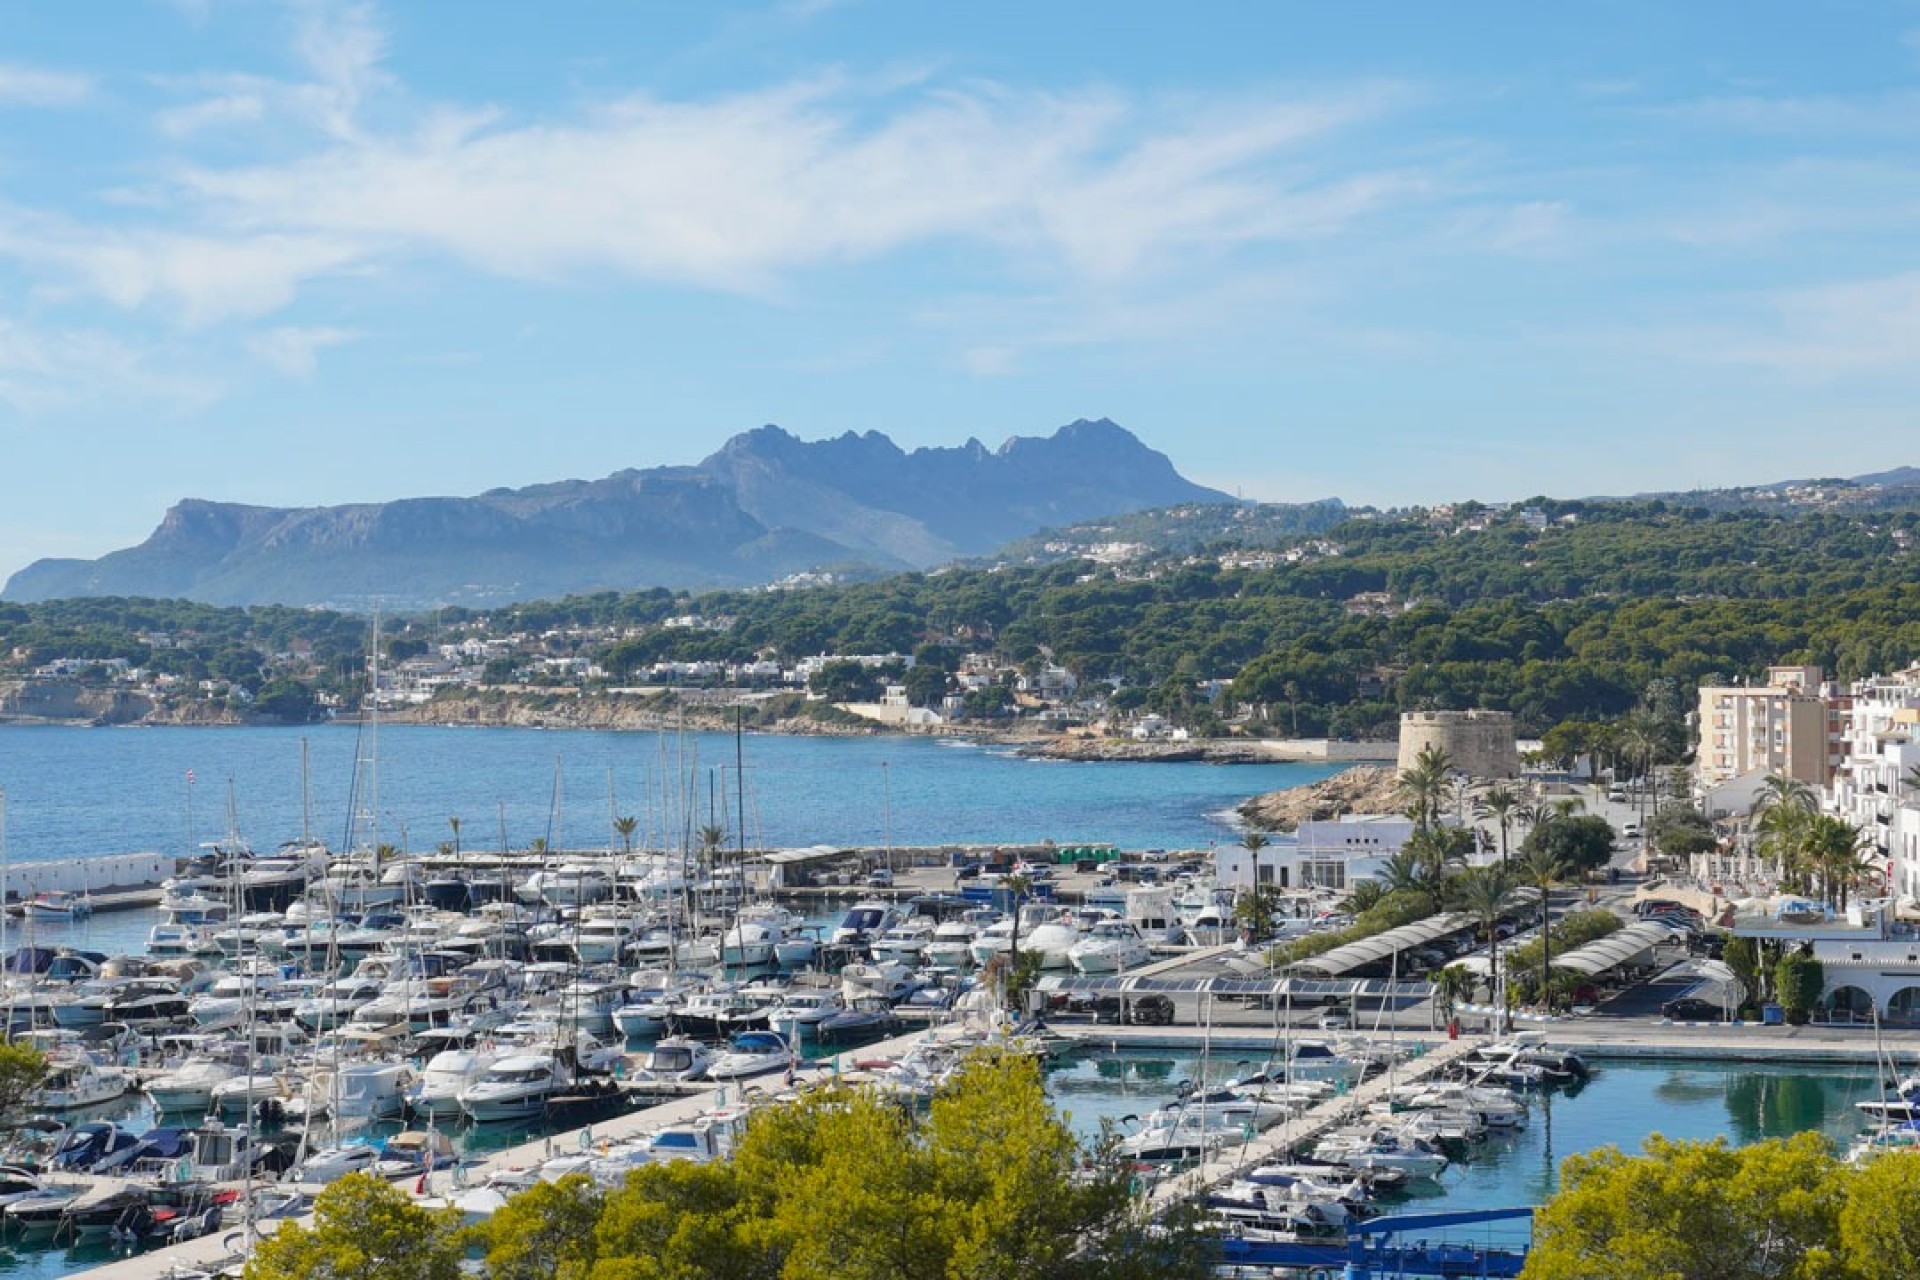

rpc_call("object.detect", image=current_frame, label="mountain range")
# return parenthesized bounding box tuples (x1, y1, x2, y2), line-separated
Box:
(2, 419, 1232, 610)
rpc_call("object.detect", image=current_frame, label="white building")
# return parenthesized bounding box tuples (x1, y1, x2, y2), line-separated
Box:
(1216, 814, 1415, 892)
(1828, 665, 1920, 899)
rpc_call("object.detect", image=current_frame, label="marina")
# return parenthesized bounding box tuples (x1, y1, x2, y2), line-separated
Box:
(0, 724, 1910, 1279)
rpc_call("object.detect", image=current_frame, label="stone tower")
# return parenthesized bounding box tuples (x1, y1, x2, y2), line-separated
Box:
(1398, 709, 1520, 779)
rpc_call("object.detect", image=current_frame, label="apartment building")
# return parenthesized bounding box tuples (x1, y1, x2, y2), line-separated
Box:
(1829, 664, 1920, 899)
(1695, 664, 1847, 791)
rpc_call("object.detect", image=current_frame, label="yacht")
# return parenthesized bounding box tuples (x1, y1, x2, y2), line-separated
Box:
(765, 988, 845, 1036)
(630, 1036, 714, 1084)
(705, 1030, 794, 1081)
(1067, 920, 1152, 974)
(459, 1053, 569, 1123)
(869, 916, 936, 966)
(925, 911, 994, 969)
(30, 1059, 133, 1111)
(408, 1046, 501, 1121)
(147, 1047, 246, 1114)
(828, 900, 897, 949)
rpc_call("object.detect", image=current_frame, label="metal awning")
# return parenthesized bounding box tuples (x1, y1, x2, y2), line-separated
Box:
(759, 845, 848, 865)
(1551, 921, 1683, 976)
(1287, 912, 1477, 977)
(1034, 974, 1434, 999)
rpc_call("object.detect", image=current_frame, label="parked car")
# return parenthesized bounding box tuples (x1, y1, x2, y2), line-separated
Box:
(1318, 1007, 1353, 1030)
(866, 867, 894, 888)
(1128, 994, 1176, 1026)
(1661, 996, 1723, 1021)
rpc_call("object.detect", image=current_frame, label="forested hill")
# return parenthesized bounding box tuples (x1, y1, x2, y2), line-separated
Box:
(7, 500, 1920, 740)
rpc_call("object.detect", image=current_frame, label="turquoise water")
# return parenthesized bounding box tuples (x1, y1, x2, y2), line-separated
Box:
(0, 724, 1338, 864)
(1042, 1050, 1883, 1213)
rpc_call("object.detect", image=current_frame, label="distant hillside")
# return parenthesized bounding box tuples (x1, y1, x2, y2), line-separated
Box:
(3, 419, 1233, 609)
(987, 498, 1352, 566)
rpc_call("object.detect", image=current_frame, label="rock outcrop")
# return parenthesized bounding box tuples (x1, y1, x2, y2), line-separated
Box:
(1237, 765, 1403, 832)
(0, 680, 154, 725)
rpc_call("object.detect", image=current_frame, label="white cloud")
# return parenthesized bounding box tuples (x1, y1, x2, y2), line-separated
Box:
(246, 325, 358, 376)
(158, 85, 269, 138)
(1731, 272, 1920, 375)
(0, 211, 368, 326)
(0, 62, 94, 107)
(0, 317, 216, 414)
(154, 78, 1409, 308)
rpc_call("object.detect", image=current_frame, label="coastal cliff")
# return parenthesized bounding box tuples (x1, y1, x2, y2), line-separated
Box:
(0, 679, 155, 725)
(1237, 765, 1402, 832)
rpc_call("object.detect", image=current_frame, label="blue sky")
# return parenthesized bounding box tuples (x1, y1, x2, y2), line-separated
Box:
(3, 2, 1919, 582)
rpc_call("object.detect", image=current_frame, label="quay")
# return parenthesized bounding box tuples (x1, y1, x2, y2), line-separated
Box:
(69, 1022, 973, 1280)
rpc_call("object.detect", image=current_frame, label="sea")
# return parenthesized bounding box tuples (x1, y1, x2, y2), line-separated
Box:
(0, 723, 1339, 866)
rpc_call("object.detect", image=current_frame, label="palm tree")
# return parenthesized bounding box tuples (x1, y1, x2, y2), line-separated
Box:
(1432, 965, 1475, 1027)
(1802, 814, 1870, 909)
(1753, 772, 1818, 817)
(614, 815, 638, 856)
(1617, 712, 1663, 829)
(1240, 829, 1271, 898)
(1475, 785, 1522, 864)
(1515, 844, 1568, 1006)
(447, 816, 461, 856)
(1450, 864, 1518, 1032)
(1003, 873, 1033, 1012)
(1377, 848, 1432, 904)
(1397, 744, 1454, 834)
(1346, 880, 1387, 915)
(1750, 771, 1820, 891)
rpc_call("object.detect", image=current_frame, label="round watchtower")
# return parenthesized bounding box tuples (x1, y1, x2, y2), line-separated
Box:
(1398, 709, 1519, 779)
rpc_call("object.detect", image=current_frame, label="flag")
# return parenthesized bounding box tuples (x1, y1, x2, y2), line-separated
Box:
(186, 769, 196, 786)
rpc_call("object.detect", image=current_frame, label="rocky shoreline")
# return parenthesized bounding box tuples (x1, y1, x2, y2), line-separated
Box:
(1237, 765, 1401, 832)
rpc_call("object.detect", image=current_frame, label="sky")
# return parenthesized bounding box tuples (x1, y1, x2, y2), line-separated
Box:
(3, 1, 1920, 582)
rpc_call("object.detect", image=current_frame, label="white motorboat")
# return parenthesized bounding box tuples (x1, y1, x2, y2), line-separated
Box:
(1310, 1127, 1450, 1179)
(630, 1036, 713, 1084)
(839, 961, 923, 1003)
(30, 1060, 133, 1111)
(869, 916, 936, 966)
(765, 988, 845, 1036)
(1067, 920, 1152, 974)
(408, 1047, 500, 1120)
(322, 1060, 416, 1120)
(292, 1143, 381, 1184)
(705, 1030, 794, 1081)
(146, 1051, 245, 1113)
(829, 900, 897, 948)
(459, 1053, 568, 1123)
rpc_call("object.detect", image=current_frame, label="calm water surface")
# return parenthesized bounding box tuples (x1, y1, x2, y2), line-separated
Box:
(0, 725, 1338, 863)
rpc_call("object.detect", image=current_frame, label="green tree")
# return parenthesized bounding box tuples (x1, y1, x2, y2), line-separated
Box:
(1774, 948, 1825, 1025)
(1648, 802, 1719, 863)
(1521, 813, 1615, 877)
(1839, 1151, 1920, 1280)
(614, 815, 639, 855)
(1523, 1132, 1845, 1280)
(589, 1052, 1214, 1280)
(1397, 743, 1453, 833)
(1474, 784, 1523, 864)
(0, 1042, 49, 1124)
(1514, 844, 1568, 1008)
(474, 1173, 603, 1280)
(1450, 864, 1517, 1030)
(245, 1172, 464, 1280)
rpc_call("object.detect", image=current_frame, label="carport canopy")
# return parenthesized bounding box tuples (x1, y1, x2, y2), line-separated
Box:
(1034, 973, 1435, 1000)
(1287, 911, 1477, 978)
(1551, 920, 1684, 976)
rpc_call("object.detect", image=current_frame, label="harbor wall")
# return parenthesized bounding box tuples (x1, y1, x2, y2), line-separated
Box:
(2, 851, 173, 897)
